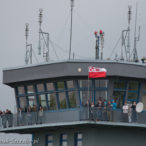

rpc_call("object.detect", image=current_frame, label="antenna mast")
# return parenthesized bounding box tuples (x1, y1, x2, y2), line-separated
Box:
(127, 5, 132, 61)
(25, 23, 32, 65)
(133, 3, 140, 62)
(38, 9, 50, 62)
(69, 0, 74, 60)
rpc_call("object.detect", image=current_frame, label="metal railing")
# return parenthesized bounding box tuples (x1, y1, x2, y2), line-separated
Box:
(0, 107, 146, 129)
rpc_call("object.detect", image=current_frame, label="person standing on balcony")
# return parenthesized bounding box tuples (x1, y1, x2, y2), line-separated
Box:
(38, 105, 44, 124)
(122, 102, 129, 122)
(107, 101, 112, 121)
(96, 99, 103, 121)
(131, 101, 137, 123)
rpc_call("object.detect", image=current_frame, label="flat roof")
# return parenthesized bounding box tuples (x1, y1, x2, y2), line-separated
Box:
(1, 121, 146, 134)
(3, 59, 146, 85)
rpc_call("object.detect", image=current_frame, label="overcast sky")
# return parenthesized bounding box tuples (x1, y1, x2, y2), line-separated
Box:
(0, 0, 146, 145)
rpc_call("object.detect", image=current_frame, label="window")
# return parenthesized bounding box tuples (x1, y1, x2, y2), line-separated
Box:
(80, 91, 92, 105)
(47, 135, 53, 146)
(47, 93, 57, 110)
(128, 81, 139, 91)
(95, 80, 108, 88)
(46, 83, 54, 91)
(142, 93, 146, 111)
(59, 92, 67, 109)
(27, 85, 34, 94)
(78, 80, 92, 89)
(113, 91, 125, 108)
(37, 84, 45, 92)
(114, 80, 126, 89)
(60, 134, 67, 146)
(28, 95, 37, 108)
(57, 82, 65, 90)
(68, 91, 77, 108)
(18, 86, 25, 95)
(67, 80, 74, 89)
(38, 94, 47, 110)
(75, 133, 82, 146)
(19, 96, 27, 110)
(127, 92, 137, 101)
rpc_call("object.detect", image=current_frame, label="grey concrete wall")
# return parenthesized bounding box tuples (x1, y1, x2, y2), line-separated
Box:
(33, 125, 146, 146)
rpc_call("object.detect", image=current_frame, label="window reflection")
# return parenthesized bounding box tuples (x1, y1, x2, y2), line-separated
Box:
(28, 95, 37, 108)
(46, 83, 54, 91)
(59, 92, 67, 109)
(37, 84, 45, 92)
(79, 80, 92, 88)
(67, 80, 74, 88)
(128, 81, 139, 91)
(18, 86, 25, 95)
(80, 91, 92, 105)
(95, 80, 108, 88)
(27, 85, 34, 94)
(127, 92, 137, 101)
(114, 80, 126, 89)
(47, 93, 57, 110)
(38, 94, 47, 110)
(68, 91, 77, 108)
(57, 82, 65, 90)
(19, 96, 27, 110)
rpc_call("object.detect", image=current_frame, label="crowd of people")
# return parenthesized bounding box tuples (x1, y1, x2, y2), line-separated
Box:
(0, 100, 138, 129)
(83, 98, 137, 123)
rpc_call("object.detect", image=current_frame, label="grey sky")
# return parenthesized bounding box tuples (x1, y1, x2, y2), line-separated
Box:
(0, 0, 146, 145)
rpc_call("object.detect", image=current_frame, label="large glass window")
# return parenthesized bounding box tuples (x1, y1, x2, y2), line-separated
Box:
(60, 134, 67, 146)
(46, 83, 54, 91)
(75, 133, 82, 146)
(128, 81, 139, 91)
(57, 82, 65, 90)
(47, 93, 57, 110)
(78, 80, 92, 89)
(95, 80, 108, 88)
(114, 80, 126, 89)
(127, 92, 137, 101)
(18, 86, 25, 95)
(68, 91, 77, 108)
(37, 84, 45, 92)
(80, 91, 92, 105)
(27, 85, 34, 94)
(19, 96, 27, 110)
(47, 135, 53, 146)
(113, 91, 125, 108)
(28, 95, 37, 108)
(59, 92, 67, 109)
(143, 83, 146, 92)
(38, 94, 47, 110)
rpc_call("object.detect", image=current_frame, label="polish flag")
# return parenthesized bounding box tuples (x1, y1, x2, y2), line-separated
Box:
(88, 66, 107, 78)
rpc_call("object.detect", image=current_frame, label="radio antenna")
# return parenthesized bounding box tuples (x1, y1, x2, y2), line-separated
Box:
(25, 23, 32, 65)
(69, 0, 74, 60)
(133, 3, 140, 62)
(38, 9, 50, 62)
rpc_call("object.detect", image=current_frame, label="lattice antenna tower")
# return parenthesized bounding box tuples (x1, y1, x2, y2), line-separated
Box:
(121, 6, 132, 61)
(25, 23, 32, 65)
(133, 3, 140, 62)
(38, 9, 49, 62)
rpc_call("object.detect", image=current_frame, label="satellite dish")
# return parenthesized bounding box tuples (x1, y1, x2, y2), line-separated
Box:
(136, 102, 144, 113)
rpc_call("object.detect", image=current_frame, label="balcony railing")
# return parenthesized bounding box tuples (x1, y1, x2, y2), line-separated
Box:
(0, 107, 146, 129)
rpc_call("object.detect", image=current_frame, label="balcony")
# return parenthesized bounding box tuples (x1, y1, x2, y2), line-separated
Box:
(0, 107, 146, 132)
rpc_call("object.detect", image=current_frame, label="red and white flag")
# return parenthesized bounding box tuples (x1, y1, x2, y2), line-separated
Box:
(88, 66, 107, 78)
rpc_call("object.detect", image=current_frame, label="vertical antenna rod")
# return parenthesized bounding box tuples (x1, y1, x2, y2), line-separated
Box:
(69, 0, 74, 60)
(25, 23, 29, 64)
(38, 9, 43, 55)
